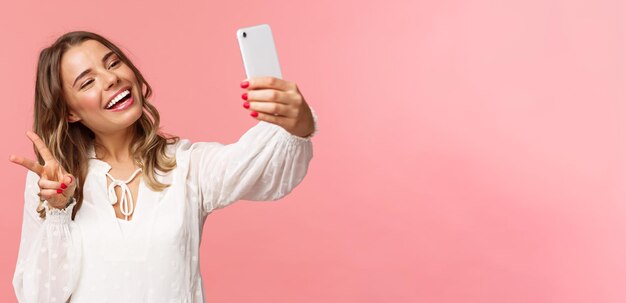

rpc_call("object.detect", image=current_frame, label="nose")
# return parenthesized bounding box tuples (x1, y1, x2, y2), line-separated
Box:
(103, 70, 120, 91)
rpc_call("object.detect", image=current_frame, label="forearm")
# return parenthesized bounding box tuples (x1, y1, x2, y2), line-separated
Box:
(14, 200, 81, 302)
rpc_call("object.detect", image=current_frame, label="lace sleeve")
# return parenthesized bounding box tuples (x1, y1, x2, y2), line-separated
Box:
(189, 108, 318, 215)
(13, 171, 82, 303)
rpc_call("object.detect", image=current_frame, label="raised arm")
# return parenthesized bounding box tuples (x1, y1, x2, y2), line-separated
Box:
(13, 172, 82, 303)
(189, 77, 317, 215)
(10, 131, 81, 302)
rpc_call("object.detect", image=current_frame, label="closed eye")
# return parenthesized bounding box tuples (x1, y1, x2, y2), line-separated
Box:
(80, 60, 121, 89)
(80, 80, 93, 89)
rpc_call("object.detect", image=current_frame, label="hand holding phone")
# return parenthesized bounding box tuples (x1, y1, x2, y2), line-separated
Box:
(236, 24, 315, 138)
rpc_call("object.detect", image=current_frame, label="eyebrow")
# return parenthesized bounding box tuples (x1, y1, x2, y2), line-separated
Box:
(72, 51, 117, 88)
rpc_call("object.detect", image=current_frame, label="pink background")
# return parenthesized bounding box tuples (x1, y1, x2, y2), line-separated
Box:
(1, 0, 625, 302)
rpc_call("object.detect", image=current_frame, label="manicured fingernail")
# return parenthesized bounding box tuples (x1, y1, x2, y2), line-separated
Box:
(240, 81, 249, 88)
(61, 183, 67, 189)
(250, 111, 258, 118)
(68, 176, 73, 183)
(57, 189, 63, 194)
(243, 102, 250, 109)
(241, 93, 248, 100)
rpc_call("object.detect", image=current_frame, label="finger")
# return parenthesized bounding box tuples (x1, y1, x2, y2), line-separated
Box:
(250, 111, 291, 127)
(25, 131, 55, 162)
(243, 77, 295, 92)
(38, 178, 65, 191)
(9, 155, 44, 175)
(55, 163, 67, 182)
(39, 189, 62, 200)
(42, 160, 61, 182)
(63, 174, 75, 186)
(62, 174, 77, 191)
(246, 101, 294, 118)
(245, 89, 294, 105)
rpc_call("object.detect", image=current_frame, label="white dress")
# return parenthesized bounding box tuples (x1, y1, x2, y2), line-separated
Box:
(13, 116, 317, 303)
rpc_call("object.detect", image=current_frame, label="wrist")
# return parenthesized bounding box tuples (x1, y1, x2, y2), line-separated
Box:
(43, 197, 76, 224)
(46, 196, 75, 211)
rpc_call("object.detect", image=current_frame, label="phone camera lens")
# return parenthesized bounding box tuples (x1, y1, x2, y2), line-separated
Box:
(243, 32, 247, 38)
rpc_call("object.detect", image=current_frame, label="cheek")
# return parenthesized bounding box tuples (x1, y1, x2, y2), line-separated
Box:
(125, 69, 138, 84)
(72, 92, 102, 112)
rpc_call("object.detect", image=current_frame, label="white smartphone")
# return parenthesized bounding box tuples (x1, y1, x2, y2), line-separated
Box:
(236, 24, 283, 79)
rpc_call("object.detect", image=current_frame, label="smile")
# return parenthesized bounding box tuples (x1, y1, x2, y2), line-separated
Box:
(106, 91, 134, 112)
(106, 89, 131, 109)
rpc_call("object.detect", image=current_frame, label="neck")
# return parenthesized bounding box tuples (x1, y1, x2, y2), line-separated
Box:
(94, 126, 137, 164)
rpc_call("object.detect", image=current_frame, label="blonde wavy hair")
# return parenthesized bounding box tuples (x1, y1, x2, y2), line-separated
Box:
(33, 31, 178, 219)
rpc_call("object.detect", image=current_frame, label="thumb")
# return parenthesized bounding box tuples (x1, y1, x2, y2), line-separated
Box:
(63, 174, 77, 191)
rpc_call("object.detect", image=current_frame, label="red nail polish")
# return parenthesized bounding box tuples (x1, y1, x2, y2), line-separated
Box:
(251, 111, 258, 117)
(240, 81, 249, 88)
(242, 93, 248, 100)
(57, 189, 63, 194)
(61, 183, 67, 189)
(243, 102, 250, 109)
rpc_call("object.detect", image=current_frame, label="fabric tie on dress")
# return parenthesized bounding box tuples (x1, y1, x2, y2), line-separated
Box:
(106, 168, 142, 221)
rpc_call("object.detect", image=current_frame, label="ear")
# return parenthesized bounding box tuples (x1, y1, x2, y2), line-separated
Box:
(67, 111, 81, 123)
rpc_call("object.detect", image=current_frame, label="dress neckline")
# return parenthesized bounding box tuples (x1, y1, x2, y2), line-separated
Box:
(87, 143, 144, 223)
(107, 168, 142, 221)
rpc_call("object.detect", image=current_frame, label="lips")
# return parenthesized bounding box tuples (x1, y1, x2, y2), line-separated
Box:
(107, 93, 134, 112)
(105, 86, 132, 109)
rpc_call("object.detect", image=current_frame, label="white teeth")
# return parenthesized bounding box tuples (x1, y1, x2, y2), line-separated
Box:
(106, 90, 130, 109)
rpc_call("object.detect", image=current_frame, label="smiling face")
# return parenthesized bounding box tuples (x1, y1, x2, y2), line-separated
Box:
(60, 39, 142, 136)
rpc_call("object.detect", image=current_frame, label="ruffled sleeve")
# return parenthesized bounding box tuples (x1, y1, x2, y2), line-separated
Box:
(13, 171, 82, 303)
(187, 108, 318, 215)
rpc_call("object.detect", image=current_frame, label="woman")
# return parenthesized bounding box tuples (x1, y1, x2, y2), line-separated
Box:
(10, 31, 316, 302)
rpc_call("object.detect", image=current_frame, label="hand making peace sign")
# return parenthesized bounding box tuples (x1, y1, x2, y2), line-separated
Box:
(9, 131, 76, 209)
(241, 77, 315, 138)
